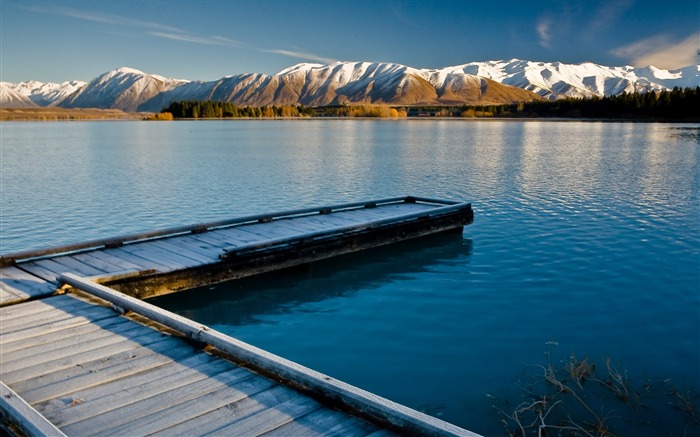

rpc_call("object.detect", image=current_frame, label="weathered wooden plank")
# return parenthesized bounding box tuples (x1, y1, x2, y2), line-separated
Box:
(0, 285, 25, 306)
(207, 227, 268, 246)
(0, 303, 109, 334)
(1, 319, 147, 373)
(101, 247, 170, 272)
(0, 314, 131, 356)
(157, 235, 222, 260)
(2, 327, 169, 387)
(329, 208, 399, 222)
(0, 382, 67, 437)
(0, 266, 55, 297)
(239, 221, 311, 240)
(48, 255, 107, 277)
(0, 305, 117, 345)
(77, 250, 145, 272)
(271, 218, 330, 234)
(207, 394, 323, 436)
(102, 375, 281, 436)
(65, 367, 264, 436)
(37, 353, 240, 426)
(0, 293, 109, 328)
(0, 293, 91, 322)
(186, 230, 232, 247)
(145, 384, 295, 437)
(14, 335, 187, 405)
(262, 408, 383, 437)
(68, 251, 126, 273)
(10, 261, 61, 284)
(148, 239, 218, 264)
(297, 213, 365, 227)
(118, 242, 197, 271)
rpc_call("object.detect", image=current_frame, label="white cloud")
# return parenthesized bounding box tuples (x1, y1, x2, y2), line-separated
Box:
(150, 32, 243, 47)
(265, 49, 337, 65)
(612, 32, 699, 69)
(536, 17, 552, 49)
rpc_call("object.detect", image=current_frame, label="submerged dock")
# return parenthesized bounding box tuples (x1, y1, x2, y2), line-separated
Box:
(0, 196, 477, 436)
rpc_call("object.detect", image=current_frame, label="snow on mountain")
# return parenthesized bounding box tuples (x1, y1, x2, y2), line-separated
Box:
(21, 80, 86, 106)
(0, 82, 36, 108)
(140, 61, 538, 111)
(453, 59, 697, 100)
(59, 67, 188, 112)
(3, 60, 698, 111)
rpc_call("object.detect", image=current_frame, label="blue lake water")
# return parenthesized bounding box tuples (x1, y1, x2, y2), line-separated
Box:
(1, 120, 698, 435)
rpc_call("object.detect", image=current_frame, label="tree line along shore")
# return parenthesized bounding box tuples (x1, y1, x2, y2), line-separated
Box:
(151, 86, 699, 121)
(3, 87, 697, 121)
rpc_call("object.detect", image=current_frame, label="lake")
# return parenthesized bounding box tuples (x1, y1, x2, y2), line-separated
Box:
(1, 120, 698, 435)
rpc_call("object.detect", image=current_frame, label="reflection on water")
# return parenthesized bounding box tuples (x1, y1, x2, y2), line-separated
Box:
(2, 120, 698, 435)
(151, 232, 473, 325)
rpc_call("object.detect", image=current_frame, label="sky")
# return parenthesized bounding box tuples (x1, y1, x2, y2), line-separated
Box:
(1, 0, 698, 83)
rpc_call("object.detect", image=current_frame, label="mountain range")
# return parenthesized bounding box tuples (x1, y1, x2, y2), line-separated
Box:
(2, 60, 697, 112)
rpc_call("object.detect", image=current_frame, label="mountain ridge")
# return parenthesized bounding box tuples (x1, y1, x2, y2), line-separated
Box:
(2, 59, 697, 111)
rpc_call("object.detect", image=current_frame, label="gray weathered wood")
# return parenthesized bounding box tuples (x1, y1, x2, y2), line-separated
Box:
(145, 384, 296, 437)
(0, 382, 67, 437)
(15, 335, 186, 404)
(37, 354, 238, 426)
(99, 375, 280, 436)
(210, 394, 322, 436)
(63, 367, 263, 436)
(0, 305, 117, 346)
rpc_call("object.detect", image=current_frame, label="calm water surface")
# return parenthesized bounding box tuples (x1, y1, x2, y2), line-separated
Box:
(2, 120, 698, 435)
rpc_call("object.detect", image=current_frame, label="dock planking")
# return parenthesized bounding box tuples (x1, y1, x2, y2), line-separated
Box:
(1, 275, 481, 436)
(0, 196, 478, 436)
(0, 196, 473, 302)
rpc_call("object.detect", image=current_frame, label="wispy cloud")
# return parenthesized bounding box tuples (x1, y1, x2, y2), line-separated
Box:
(265, 49, 337, 65)
(30, 5, 336, 68)
(149, 32, 244, 47)
(30, 5, 182, 33)
(612, 32, 699, 69)
(536, 17, 553, 49)
(585, 0, 632, 36)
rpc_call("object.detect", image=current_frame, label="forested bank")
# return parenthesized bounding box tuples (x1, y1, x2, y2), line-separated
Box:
(155, 87, 700, 121)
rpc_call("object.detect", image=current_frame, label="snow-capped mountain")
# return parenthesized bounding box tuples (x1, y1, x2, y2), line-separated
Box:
(0, 83, 36, 108)
(139, 62, 539, 111)
(2, 60, 697, 111)
(455, 59, 698, 99)
(59, 67, 187, 112)
(12, 80, 86, 106)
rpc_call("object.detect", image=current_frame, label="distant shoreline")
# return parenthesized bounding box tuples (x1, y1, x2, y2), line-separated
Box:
(0, 107, 145, 121)
(2, 107, 698, 123)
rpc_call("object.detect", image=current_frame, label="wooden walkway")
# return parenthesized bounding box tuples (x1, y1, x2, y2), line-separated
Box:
(0, 196, 478, 436)
(0, 196, 473, 302)
(1, 275, 479, 436)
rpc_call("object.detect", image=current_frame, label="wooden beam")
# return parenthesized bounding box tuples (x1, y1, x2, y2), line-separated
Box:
(0, 382, 67, 437)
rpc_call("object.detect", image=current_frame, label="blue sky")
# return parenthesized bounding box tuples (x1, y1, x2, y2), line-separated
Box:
(1, 0, 698, 83)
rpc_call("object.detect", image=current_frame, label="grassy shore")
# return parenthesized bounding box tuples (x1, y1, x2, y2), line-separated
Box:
(0, 107, 146, 121)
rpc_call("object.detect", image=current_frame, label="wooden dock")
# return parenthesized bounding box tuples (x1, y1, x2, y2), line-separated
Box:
(0, 196, 473, 302)
(0, 196, 478, 436)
